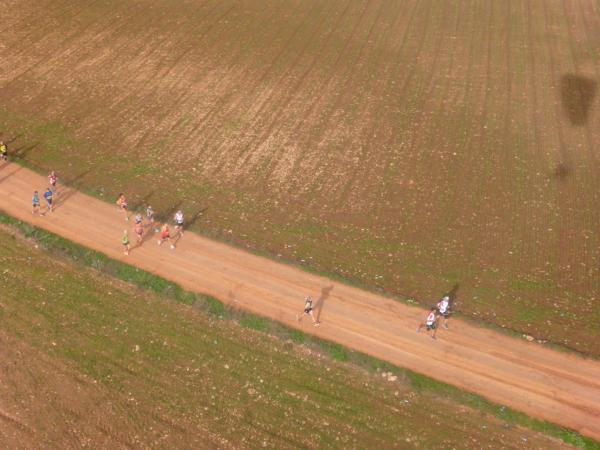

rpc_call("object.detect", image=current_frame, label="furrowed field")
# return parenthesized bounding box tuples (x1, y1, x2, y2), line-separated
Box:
(0, 0, 599, 354)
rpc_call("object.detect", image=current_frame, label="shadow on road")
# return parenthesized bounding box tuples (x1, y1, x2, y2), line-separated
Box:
(53, 169, 93, 210)
(0, 163, 23, 185)
(315, 284, 334, 323)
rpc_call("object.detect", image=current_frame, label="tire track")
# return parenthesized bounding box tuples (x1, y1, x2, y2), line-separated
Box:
(185, 0, 321, 161)
(256, 0, 378, 184)
(209, 1, 350, 176)
(334, 0, 432, 207)
(285, 0, 404, 202)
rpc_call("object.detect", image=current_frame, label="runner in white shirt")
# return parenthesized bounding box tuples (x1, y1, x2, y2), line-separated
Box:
(417, 307, 438, 339)
(437, 295, 451, 329)
(174, 210, 184, 236)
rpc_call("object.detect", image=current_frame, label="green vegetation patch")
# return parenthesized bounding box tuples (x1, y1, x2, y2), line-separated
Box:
(0, 212, 596, 449)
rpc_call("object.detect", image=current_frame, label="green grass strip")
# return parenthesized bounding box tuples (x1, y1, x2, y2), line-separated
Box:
(1, 210, 597, 449)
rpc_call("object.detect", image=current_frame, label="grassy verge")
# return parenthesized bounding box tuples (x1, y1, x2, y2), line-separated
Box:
(1, 211, 597, 449)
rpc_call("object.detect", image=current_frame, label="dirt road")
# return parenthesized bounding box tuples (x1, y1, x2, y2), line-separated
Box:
(2, 162, 600, 441)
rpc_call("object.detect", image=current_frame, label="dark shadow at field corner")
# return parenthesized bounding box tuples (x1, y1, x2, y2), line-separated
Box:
(315, 284, 334, 323)
(560, 74, 597, 126)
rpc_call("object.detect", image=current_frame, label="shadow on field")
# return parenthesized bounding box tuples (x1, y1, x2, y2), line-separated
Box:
(445, 283, 459, 311)
(13, 143, 39, 160)
(315, 284, 334, 323)
(552, 162, 570, 180)
(186, 205, 209, 230)
(131, 190, 158, 214)
(4, 134, 23, 145)
(158, 200, 184, 225)
(561, 74, 597, 126)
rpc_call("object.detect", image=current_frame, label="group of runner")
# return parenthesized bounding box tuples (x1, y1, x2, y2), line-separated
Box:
(3, 143, 453, 338)
(417, 294, 451, 339)
(116, 193, 185, 255)
(30, 171, 58, 215)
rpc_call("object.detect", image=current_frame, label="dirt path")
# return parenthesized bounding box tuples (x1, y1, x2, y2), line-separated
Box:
(2, 162, 600, 441)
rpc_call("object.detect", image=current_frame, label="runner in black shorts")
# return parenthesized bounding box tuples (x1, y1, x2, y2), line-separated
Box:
(174, 210, 184, 236)
(436, 295, 451, 329)
(0, 141, 7, 162)
(417, 307, 438, 340)
(43, 188, 53, 214)
(32, 191, 40, 214)
(297, 295, 320, 326)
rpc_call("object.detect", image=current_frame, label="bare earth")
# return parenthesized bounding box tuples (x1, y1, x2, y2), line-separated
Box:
(1, 0, 599, 355)
(1, 162, 600, 441)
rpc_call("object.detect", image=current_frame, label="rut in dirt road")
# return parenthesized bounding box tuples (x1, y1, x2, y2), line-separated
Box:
(1, 162, 600, 441)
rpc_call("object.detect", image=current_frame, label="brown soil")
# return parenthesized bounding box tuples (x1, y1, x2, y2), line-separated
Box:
(0, 0, 599, 356)
(1, 163, 599, 442)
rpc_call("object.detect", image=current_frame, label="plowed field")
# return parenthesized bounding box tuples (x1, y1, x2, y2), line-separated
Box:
(0, 0, 599, 354)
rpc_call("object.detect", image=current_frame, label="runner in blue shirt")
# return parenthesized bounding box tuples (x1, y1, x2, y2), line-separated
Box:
(32, 191, 40, 214)
(43, 188, 53, 214)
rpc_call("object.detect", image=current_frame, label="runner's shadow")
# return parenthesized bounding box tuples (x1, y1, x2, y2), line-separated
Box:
(158, 200, 184, 224)
(315, 285, 333, 323)
(53, 169, 92, 210)
(0, 164, 22, 184)
(131, 189, 157, 212)
(12, 143, 38, 160)
(186, 206, 209, 230)
(445, 283, 459, 310)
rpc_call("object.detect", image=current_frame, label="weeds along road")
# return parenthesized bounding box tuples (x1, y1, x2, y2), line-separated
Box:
(1, 162, 600, 441)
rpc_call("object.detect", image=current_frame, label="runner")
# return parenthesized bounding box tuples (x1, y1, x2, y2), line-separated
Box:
(296, 295, 320, 326)
(122, 229, 130, 255)
(174, 210, 184, 236)
(437, 295, 451, 329)
(31, 190, 40, 214)
(43, 188, 53, 214)
(48, 171, 58, 196)
(157, 223, 175, 249)
(0, 141, 7, 162)
(116, 194, 128, 221)
(134, 220, 144, 245)
(417, 307, 438, 339)
(146, 205, 156, 231)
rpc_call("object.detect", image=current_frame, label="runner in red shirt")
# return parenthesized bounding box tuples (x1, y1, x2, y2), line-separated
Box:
(417, 307, 439, 340)
(134, 220, 144, 245)
(116, 193, 128, 221)
(48, 171, 58, 197)
(157, 223, 175, 249)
